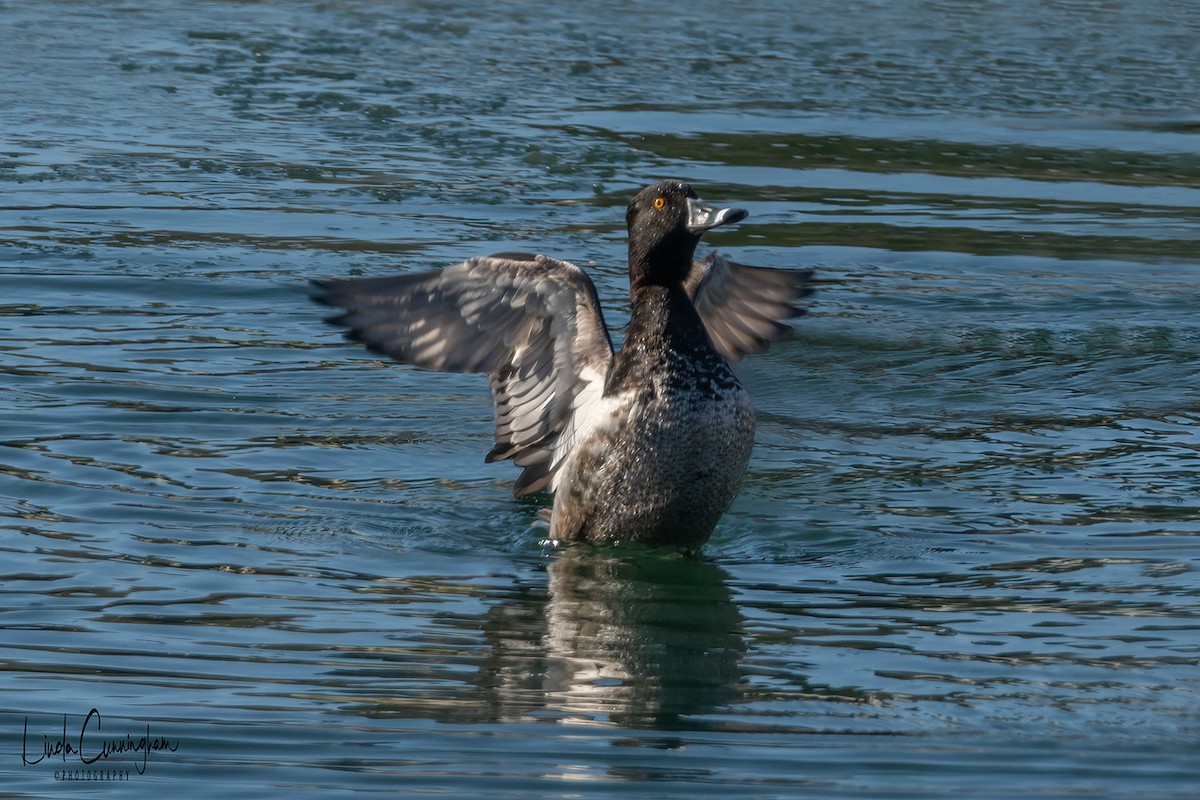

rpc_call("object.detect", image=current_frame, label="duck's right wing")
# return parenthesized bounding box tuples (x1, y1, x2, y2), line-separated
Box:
(314, 252, 615, 496)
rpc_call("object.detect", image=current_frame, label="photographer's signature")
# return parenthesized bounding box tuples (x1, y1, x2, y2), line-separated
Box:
(22, 708, 178, 777)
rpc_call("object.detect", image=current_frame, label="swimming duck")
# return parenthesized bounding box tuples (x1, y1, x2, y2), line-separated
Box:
(315, 180, 812, 547)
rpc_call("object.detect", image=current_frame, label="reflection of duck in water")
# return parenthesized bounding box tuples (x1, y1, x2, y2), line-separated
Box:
(538, 548, 744, 728)
(476, 548, 744, 727)
(317, 181, 811, 548)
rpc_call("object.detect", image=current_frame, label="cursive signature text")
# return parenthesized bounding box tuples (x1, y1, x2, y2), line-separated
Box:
(22, 709, 179, 775)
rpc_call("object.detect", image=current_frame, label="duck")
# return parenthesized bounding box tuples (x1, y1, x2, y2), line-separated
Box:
(314, 180, 812, 548)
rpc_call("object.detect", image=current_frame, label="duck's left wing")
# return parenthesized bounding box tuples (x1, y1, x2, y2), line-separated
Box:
(685, 253, 814, 362)
(314, 252, 614, 496)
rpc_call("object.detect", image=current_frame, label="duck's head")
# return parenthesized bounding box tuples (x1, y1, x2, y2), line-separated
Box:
(626, 180, 748, 287)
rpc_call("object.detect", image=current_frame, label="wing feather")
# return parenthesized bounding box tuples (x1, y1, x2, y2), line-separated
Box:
(686, 253, 814, 362)
(315, 253, 614, 496)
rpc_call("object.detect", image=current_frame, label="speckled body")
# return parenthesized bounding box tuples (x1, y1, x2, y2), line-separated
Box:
(551, 285, 755, 546)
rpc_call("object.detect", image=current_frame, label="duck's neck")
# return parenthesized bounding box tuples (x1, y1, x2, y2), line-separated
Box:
(628, 236, 694, 290)
(625, 282, 715, 355)
(605, 281, 724, 393)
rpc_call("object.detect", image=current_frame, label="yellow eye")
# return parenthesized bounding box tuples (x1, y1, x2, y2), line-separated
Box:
(653, 197, 666, 209)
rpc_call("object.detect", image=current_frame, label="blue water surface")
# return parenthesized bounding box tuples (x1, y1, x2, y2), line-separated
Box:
(1, 1, 1199, 797)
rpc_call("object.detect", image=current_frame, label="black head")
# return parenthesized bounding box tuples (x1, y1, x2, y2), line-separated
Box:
(625, 180, 748, 287)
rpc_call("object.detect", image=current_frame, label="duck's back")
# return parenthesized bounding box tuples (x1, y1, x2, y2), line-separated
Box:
(550, 285, 755, 546)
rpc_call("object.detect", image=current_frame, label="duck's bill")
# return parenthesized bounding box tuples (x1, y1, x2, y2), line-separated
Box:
(686, 197, 749, 233)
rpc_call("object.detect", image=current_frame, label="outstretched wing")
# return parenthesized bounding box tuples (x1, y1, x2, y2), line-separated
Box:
(314, 252, 614, 496)
(685, 252, 814, 362)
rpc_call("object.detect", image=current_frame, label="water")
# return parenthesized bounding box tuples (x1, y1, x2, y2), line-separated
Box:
(2, 0, 1199, 796)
